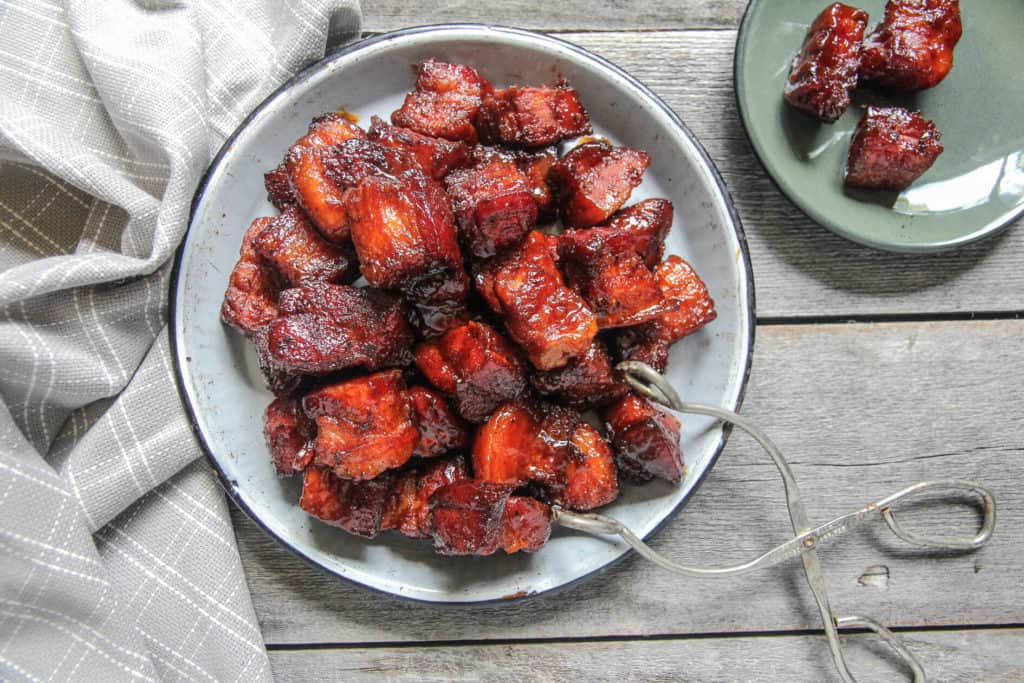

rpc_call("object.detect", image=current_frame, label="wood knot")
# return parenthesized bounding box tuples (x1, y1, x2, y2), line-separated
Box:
(858, 564, 890, 589)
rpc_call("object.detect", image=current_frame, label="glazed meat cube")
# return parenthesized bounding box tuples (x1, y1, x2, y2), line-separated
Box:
(403, 268, 471, 339)
(413, 320, 528, 423)
(616, 255, 717, 373)
(319, 138, 417, 190)
(552, 141, 650, 227)
(409, 385, 469, 458)
(367, 116, 470, 179)
(472, 402, 571, 493)
(445, 148, 538, 258)
(264, 397, 314, 476)
(845, 106, 943, 190)
(253, 207, 357, 287)
(299, 466, 392, 538)
(302, 370, 419, 480)
(860, 0, 962, 92)
(515, 147, 559, 221)
(392, 60, 490, 143)
(381, 456, 469, 538)
(784, 3, 869, 123)
(259, 282, 414, 375)
(285, 114, 367, 241)
(563, 422, 619, 510)
(484, 231, 598, 370)
(264, 162, 295, 210)
(221, 217, 281, 335)
(603, 393, 685, 483)
(428, 479, 514, 555)
(499, 496, 552, 553)
(603, 199, 674, 269)
(347, 169, 466, 289)
(529, 340, 627, 409)
(477, 82, 591, 147)
(559, 227, 676, 329)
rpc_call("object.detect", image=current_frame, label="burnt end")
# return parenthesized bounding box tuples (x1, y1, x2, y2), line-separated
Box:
(499, 496, 552, 553)
(515, 147, 559, 221)
(391, 60, 490, 143)
(552, 141, 650, 227)
(529, 339, 628, 409)
(264, 397, 315, 476)
(603, 393, 685, 483)
(477, 83, 591, 148)
(367, 116, 470, 179)
(299, 467, 393, 538)
(860, 0, 962, 92)
(381, 456, 470, 539)
(409, 385, 469, 458)
(318, 138, 416, 191)
(428, 479, 515, 555)
(784, 3, 869, 122)
(264, 162, 296, 210)
(602, 198, 674, 269)
(221, 217, 281, 335)
(562, 422, 619, 510)
(253, 207, 357, 287)
(845, 106, 943, 190)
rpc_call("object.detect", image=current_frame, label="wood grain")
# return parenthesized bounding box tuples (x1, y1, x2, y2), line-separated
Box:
(234, 320, 1024, 645)
(269, 628, 1024, 682)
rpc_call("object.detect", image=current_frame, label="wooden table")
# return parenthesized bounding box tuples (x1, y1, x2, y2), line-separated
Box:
(235, 3, 1024, 680)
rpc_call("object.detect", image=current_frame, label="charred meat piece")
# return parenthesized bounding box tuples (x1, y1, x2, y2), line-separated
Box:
(552, 141, 650, 227)
(260, 282, 414, 375)
(367, 116, 470, 179)
(253, 206, 357, 287)
(347, 169, 466, 290)
(601, 199, 673, 269)
(428, 479, 514, 555)
(409, 385, 469, 458)
(472, 402, 565, 490)
(563, 422, 619, 510)
(499, 496, 552, 553)
(559, 227, 676, 329)
(382, 456, 469, 539)
(481, 231, 598, 370)
(414, 320, 528, 423)
(784, 3, 869, 123)
(285, 114, 367, 241)
(264, 162, 295, 210)
(445, 147, 538, 258)
(845, 106, 943, 190)
(860, 0, 962, 92)
(477, 82, 591, 147)
(515, 147, 559, 221)
(303, 370, 420, 480)
(319, 138, 417, 190)
(615, 255, 717, 373)
(221, 217, 281, 335)
(264, 397, 315, 476)
(529, 339, 628, 409)
(603, 393, 685, 483)
(392, 60, 490, 143)
(299, 466, 393, 538)
(405, 268, 472, 339)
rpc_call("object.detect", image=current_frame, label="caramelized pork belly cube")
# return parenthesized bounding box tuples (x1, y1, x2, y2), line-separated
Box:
(489, 231, 598, 370)
(603, 393, 684, 483)
(264, 397, 315, 476)
(428, 479, 514, 555)
(500, 496, 552, 553)
(414, 320, 528, 423)
(563, 422, 619, 510)
(409, 385, 469, 458)
(552, 141, 650, 227)
(264, 162, 295, 210)
(603, 199, 674, 269)
(392, 60, 490, 143)
(261, 283, 414, 375)
(445, 148, 538, 258)
(285, 114, 367, 241)
(403, 267, 471, 339)
(472, 402, 575, 494)
(559, 227, 675, 329)
(515, 147, 559, 221)
(845, 106, 943, 190)
(347, 169, 465, 289)
(299, 466, 392, 538)
(860, 0, 962, 92)
(221, 217, 281, 335)
(253, 207, 357, 287)
(367, 116, 470, 179)
(616, 255, 717, 373)
(381, 456, 469, 539)
(302, 370, 419, 480)
(477, 82, 591, 147)
(319, 138, 416, 190)
(784, 3, 869, 122)
(529, 339, 627, 409)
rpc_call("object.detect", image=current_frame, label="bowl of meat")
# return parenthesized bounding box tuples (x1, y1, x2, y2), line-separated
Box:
(171, 24, 754, 602)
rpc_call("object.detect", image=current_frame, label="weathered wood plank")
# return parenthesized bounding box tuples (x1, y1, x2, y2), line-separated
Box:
(269, 628, 1024, 682)
(234, 320, 1024, 644)
(361, 0, 746, 33)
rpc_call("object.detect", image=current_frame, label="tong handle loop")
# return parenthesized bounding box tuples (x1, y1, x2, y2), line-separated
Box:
(878, 480, 996, 551)
(835, 615, 926, 683)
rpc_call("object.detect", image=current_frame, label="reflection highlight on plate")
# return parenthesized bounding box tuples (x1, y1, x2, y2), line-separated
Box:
(895, 150, 1024, 216)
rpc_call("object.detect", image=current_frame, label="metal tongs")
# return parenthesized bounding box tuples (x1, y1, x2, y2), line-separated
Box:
(552, 361, 996, 683)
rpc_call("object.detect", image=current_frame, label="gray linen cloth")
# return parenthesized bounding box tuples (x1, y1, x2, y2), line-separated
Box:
(0, 1, 362, 680)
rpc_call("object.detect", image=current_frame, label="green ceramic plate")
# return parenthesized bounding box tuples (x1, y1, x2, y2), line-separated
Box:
(735, 1, 1024, 253)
